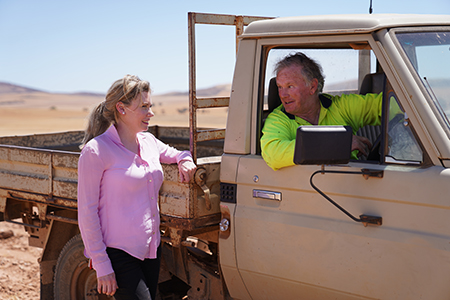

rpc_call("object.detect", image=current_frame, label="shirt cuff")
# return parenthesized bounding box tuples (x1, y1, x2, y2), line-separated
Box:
(94, 259, 114, 278)
(176, 150, 194, 164)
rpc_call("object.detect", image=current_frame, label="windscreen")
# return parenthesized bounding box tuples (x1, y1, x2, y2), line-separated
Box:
(396, 31, 450, 130)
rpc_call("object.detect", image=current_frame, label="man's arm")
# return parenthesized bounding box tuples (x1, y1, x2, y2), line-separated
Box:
(339, 93, 383, 129)
(340, 93, 383, 159)
(261, 110, 298, 171)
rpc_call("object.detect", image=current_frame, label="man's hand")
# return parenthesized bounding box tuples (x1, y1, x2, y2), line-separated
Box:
(178, 160, 197, 183)
(352, 135, 372, 158)
(97, 272, 118, 297)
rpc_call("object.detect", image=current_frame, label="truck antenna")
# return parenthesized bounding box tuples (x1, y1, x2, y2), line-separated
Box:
(369, 0, 373, 14)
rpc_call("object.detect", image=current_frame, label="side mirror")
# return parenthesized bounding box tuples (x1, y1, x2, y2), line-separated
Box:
(294, 125, 352, 165)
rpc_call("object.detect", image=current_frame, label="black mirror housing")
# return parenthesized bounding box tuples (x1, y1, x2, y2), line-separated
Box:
(294, 125, 352, 165)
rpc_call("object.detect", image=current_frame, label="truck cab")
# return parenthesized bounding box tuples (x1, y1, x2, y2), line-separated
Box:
(220, 14, 450, 299)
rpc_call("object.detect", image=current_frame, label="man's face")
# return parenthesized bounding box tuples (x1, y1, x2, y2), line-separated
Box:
(276, 65, 317, 117)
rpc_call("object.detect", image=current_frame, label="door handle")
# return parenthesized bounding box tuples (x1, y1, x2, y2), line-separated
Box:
(253, 189, 282, 201)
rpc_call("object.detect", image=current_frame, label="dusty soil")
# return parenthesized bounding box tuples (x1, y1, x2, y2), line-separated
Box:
(0, 221, 42, 300)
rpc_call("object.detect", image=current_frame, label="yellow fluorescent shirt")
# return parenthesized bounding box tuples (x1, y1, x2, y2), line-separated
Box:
(261, 93, 383, 171)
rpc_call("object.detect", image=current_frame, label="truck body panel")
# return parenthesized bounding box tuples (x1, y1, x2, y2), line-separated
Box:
(223, 39, 257, 155)
(233, 155, 450, 299)
(243, 14, 450, 37)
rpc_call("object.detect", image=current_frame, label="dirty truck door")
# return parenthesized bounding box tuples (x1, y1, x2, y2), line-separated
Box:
(234, 149, 450, 300)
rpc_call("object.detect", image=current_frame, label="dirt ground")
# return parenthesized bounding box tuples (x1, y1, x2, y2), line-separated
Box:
(0, 221, 42, 300)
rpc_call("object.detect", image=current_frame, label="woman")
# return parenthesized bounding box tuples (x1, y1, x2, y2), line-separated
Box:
(77, 74, 196, 299)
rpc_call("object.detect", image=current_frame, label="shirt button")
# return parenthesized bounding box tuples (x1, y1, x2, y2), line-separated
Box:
(149, 179, 152, 183)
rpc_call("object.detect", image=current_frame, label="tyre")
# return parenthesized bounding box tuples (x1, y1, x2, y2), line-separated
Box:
(54, 234, 111, 300)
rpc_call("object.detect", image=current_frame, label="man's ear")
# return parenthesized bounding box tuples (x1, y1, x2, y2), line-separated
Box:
(310, 78, 319, 95)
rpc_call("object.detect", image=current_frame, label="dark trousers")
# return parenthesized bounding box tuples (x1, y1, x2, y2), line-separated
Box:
(106, 247, 161, 300)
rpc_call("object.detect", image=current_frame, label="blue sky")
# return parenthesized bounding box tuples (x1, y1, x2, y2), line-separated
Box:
(0, 0, 449, 95)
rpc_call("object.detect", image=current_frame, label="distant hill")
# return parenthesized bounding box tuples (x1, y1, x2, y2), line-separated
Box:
(0, 82, 106, 97)
(68, 91, 106, 97)
(0, 82, 105, 109)
(0, 82, 43, 94)
(0, 81, 230, 136)
(0, 81, 230, 98)
(0, 81, 233, 110)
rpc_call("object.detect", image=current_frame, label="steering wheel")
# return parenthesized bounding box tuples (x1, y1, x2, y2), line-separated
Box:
(366, 114, 404, 161)
(366, 135, 382, 161)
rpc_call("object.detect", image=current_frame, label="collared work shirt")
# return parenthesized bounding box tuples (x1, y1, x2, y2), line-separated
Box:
(78, 125, 193, 277)
(261, 93, 382, 171)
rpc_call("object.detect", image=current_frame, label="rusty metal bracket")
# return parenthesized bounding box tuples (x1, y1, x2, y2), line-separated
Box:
(194, 168, 211, 210)
(168, 228, 184, 248)
(361, 168, 384, 180)
(46, 213, 78, 225)
(5, 218, 43, 229)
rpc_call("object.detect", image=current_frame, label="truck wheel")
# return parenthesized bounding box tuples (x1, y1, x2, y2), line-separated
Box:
(54, 234, 111, 300)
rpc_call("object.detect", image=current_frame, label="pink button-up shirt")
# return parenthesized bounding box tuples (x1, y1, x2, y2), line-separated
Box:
(77, 125, 192, 277)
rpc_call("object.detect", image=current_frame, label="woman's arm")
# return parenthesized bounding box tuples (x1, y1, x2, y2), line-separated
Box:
(77, 145, 114, 278)
(152, 135, 197, 182)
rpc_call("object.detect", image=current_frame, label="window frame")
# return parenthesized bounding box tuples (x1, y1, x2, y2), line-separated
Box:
(254, 34, 428, 166)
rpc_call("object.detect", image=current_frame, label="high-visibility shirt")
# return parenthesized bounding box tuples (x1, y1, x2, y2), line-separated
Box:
(261, 93, 382, 171)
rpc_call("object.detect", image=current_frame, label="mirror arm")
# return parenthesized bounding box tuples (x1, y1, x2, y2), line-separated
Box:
(310, 167, 383, 226)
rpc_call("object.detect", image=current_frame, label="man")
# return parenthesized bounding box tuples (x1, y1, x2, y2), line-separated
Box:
(261, 52, 382, 171)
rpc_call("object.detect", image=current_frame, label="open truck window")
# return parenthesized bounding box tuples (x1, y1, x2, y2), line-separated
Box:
(259, 45, 425, 165)
(263, 48, 367, 99)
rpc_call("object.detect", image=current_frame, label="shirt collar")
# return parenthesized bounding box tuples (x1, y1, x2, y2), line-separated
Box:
(281, 93, 333, 120)
(319, 93, 333, 109)
(104, 125, 122, 144)
(104, 125, 148, 146)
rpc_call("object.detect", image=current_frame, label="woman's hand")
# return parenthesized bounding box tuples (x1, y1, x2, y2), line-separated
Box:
(178, 160, 197, 183)
(97, 272, 118, 296)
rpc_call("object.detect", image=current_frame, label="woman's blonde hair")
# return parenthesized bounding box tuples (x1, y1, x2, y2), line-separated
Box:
(81, 74, 150, 146)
